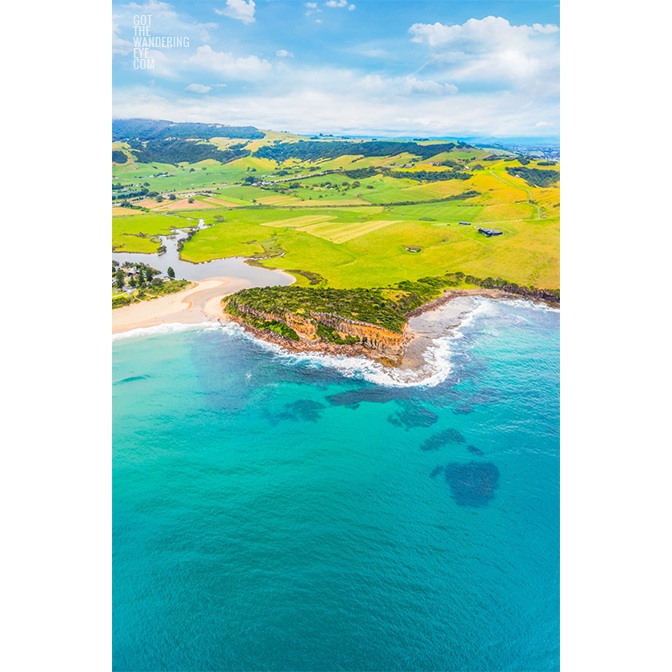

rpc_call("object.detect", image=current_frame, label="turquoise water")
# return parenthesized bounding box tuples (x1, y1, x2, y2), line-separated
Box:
(113, 298, 559, 671)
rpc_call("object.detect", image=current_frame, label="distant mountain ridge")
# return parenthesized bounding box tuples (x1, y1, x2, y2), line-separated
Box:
(112, 118, 265, 142)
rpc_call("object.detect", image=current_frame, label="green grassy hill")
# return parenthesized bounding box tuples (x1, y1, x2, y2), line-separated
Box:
(112, 120, 559, 291)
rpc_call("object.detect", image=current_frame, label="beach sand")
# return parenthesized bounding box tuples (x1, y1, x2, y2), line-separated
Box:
(112, 277, 253, 334)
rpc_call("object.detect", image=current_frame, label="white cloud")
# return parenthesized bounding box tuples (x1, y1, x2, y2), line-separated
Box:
(326, 0, 348, 6)
(122, 0, 177, 17)
(362, 49, 387, 58)
(409, 16, 558, 48)
(276, 50, 294, 58)
(358, 73, 457, 96)
(402, 77, 458, 95)
(112, 22, 133, 55)
(315, 19, 322, 23)
(532, 24, 560, 34)
(185, 45, 272, 79)
(113, 83, 558, 138)
(305, 2, 320, 16)
(215, 0, 256, 25)
(360, 74, 385, 90)
(535, 121, 553, 127)
(408, 16, 559, 93)
(186, 83, 212, 93)
(349, 4, 356, 10)
(195, 22, 219, 42)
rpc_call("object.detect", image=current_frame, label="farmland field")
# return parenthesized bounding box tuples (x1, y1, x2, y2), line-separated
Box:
(112, 126, 559, 290)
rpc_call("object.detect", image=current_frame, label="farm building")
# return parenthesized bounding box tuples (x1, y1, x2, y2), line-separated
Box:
(458, 221, 471, 226)
(477, 228, 503, 237)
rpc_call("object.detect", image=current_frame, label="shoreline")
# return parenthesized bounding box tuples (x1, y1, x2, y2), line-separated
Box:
(220, 288, 559, 371)
(113, 283, 558, 375)
(112, 277, 252, 334)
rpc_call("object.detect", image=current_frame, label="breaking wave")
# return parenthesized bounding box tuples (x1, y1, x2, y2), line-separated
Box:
(112, 321, 227, 342)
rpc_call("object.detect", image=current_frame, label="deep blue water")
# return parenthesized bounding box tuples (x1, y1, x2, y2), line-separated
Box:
(113, 298, 559, 671)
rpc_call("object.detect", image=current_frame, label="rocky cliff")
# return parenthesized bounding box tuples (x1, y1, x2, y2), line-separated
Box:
(222, 301, 405, 364)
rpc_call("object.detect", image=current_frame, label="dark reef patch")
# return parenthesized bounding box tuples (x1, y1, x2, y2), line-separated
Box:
(276, 399, 326, 423)
(326, 387, 406, 407)
(429, 466, 445, 479)
(453, 404, 474, 415)
(388, 401, 439, 429)
(444, 462, 500, 507)
(114, 375, 150, 385)
(467, 445, 484, 455)
(420, 428, 467, 450)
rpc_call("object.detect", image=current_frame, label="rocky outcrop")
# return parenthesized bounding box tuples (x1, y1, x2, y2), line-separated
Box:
(223, 301, 406, 364)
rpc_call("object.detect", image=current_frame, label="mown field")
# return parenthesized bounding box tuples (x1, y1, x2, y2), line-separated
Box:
(112, 128, 559, 289)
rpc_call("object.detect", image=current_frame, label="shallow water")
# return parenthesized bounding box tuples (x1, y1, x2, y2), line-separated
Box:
(113, 297, 559, 671)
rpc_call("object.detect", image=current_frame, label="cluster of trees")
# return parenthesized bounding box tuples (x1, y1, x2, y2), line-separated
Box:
(132, 139, 251, 165)
(445, 272, 560, 302)
(226, 268, 559, 337)
(112, 119, 264, 142)
(505, 166, 560, 187)
(113, 261, 177, 289)
(436, 159, 461, 168)
(343, 167, 378, 179)
(385, 168, 472, 182)
(113, 187, 149, 201)
(227, 276, 459, 334)
(112, 150, 128, 164)
(537, 161, 557, 167)
(225, 305, 300, 341)
(255, 140, 469, 163)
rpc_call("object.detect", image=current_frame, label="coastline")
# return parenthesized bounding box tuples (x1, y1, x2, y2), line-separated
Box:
(112, 277, 252, 334)
(113, 282, 558, 376)
(220, 288, 559, 371)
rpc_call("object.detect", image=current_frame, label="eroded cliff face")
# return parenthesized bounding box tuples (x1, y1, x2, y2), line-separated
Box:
(223, 301, 405, 363)
(310, 312, 404, 358)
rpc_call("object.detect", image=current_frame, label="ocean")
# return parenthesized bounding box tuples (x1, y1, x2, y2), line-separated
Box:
(113, 297, 559, 671)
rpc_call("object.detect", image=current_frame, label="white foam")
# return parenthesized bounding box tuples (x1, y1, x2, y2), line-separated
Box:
(112, 321, 227, 342)
(496, 297, 560, 313)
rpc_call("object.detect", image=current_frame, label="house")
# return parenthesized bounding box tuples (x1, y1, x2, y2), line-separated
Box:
(458, 221, 471, 226)
(478, 228, 503, 237)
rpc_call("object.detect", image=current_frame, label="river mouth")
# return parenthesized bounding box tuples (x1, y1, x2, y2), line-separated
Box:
(112, 215, 293, 286)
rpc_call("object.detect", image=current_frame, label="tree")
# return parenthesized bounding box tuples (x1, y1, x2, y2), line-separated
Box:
(167, 266, 175, 279)
(169, 194, 176, 200)
(115, 269, 125, 289)
(156, 195, 164, 202)
(129, 275, 137, 288)
(188, 197, 194, 203)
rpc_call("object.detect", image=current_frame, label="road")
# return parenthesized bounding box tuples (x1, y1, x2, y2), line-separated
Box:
(489, 170, 540, 219)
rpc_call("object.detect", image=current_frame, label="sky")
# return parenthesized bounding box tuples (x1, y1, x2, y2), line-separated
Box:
(112, 0, 560, 139)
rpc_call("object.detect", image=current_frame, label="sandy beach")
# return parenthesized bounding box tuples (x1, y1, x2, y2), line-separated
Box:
(112, 277, 254, 334)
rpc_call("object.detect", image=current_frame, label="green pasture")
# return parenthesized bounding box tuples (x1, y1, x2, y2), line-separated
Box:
(112, 212, 185, 253)
(176, 202, 559, 289)
(111, 137, 559, 291)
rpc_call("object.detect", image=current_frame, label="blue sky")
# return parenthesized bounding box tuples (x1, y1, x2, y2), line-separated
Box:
(113, 0, 559, 138)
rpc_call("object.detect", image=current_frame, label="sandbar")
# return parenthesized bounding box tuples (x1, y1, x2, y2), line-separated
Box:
(112, 277, 253, 334)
